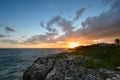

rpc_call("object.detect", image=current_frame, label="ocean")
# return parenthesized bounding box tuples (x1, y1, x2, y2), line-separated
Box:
(0, 48, 68, 80)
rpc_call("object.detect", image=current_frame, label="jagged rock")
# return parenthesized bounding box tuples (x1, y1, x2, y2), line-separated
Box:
(23, 53, 120, 80)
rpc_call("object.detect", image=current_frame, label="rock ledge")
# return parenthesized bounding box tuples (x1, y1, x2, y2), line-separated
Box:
(23, 53, 120, 80)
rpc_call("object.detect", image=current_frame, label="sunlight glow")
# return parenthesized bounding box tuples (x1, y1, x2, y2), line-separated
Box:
(68, 42, 79, 48)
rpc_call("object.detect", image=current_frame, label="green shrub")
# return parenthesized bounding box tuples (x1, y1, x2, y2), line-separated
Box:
(71, 44, 120, 69)
(83, 58, 99, 69)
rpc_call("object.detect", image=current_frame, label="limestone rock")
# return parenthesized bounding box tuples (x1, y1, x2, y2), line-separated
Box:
(23, 53, 120, 80)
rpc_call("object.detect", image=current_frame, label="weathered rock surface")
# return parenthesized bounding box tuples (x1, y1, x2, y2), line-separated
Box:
(23, 53, 120, 80)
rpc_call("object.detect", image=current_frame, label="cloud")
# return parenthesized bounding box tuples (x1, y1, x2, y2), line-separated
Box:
(40, 20, 57, 32)
(40, 21, 45, 28)
(52, 0, 120, 43)
(73, 5, 92, 20)
(0, 39, 20, 44)
(40, 16, 75, 34)
(21, 36, 26, 38)
(0, 34, 7, 38)
(0, 34, 9, 38)
(4, 27, 16, 32)
(22, 0, 120, 45)
(24, 32, 58, 44)
(111, 0, 120, 10)
(80, 0, 120, 40)
(57, 19, 74, 34)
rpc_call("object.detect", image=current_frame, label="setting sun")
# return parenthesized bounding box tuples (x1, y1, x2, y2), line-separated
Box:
(68, 42, 80, 48)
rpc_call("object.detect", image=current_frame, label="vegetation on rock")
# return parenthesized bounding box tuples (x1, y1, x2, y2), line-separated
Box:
(71, 44, 120, 70)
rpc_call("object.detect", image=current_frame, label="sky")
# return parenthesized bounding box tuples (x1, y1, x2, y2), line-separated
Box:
(0, 0, 120, 48)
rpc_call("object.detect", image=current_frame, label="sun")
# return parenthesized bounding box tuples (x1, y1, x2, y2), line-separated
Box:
(68, 42, 79, 48)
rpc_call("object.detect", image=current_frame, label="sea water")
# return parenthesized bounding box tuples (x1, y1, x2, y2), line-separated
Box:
(0, 48, 67, 80)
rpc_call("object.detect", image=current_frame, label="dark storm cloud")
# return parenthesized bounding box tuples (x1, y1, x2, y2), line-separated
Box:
(4, 27, 16, 32)
(73, 5, 92, 20)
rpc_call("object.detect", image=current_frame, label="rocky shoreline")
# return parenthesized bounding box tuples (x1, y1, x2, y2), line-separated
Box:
(23, 52, 120, 80)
